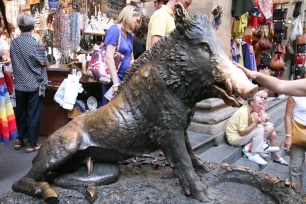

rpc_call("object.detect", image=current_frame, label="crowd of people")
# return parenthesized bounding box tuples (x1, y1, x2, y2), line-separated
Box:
(0, 0, 305, 193)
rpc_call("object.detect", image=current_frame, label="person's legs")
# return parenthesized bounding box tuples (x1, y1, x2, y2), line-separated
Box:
(26, 90, 43, 146)
(289, 144, 306, 190)
(264, 124, 287, 164)
(249, 125, 265, 153)
(235, 125, 267, 165)
(234, 125, 264, 149)
(15, 90, 28, 145)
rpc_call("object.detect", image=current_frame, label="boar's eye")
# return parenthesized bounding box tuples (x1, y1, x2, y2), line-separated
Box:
(199, 42, 211, 53)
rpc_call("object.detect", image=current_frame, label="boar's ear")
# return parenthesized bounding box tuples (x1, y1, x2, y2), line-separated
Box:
(174, 3, 191, 32)
(210, 5, 223, 30)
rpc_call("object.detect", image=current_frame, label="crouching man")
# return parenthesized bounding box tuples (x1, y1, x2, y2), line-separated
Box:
(226, 96, 279, 165)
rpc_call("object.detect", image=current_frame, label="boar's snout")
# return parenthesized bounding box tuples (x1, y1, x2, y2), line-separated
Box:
(231, 67, 258, 99)
(213, 53, 258, 107)
(240, 84, 258, 99)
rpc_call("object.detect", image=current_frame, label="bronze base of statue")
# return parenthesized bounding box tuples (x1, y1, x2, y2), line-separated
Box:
(2, 159, 304, 204)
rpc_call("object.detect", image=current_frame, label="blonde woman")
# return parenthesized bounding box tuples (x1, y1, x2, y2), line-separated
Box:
(102, 6, 141, 105)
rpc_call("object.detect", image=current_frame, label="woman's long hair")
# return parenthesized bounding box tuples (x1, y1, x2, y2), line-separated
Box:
(0, 0, 11, 35)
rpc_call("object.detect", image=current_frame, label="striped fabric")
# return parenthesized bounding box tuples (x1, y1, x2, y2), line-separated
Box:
(0, 78, 18, 146)
(10, 33, 48, 92)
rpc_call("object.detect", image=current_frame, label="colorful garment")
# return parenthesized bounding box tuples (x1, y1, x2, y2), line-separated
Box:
(0, 77, 18, 146)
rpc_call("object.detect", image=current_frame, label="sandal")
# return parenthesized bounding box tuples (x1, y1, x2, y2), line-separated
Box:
(25, 143, 42, 153)
(273, 157, 289, 166)
(14, 139, 24, 150)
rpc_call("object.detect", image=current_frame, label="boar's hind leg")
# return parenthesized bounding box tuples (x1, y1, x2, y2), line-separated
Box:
(184, 131, 209, 173)
(162, 130, 212, 202)
(12, 130, 82, 204)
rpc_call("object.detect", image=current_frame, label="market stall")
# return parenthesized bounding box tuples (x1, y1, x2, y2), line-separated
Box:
(3, 0, 147, 135)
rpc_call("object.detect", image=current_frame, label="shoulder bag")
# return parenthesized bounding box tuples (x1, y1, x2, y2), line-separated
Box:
(89, 25, 124, 84)
(292, 119, 306, 146)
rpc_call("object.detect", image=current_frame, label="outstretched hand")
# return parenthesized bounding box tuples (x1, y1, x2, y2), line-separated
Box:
(232, 61, 257, 80)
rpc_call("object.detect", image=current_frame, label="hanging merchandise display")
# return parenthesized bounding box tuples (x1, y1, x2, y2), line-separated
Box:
(52, 9, 81, 64)
(231, 0, 303, 89)
(5, 1, 20, 30)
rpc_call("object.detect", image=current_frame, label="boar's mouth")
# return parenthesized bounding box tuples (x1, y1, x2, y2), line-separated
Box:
(213, 79, 244, 107)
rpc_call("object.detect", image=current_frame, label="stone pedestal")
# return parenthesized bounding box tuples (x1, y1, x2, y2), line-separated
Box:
(188, 98, 237, 140)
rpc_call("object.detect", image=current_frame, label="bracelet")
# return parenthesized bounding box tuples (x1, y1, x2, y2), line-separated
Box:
(285, 134, 292, 137)
(112, 83, 120, 88)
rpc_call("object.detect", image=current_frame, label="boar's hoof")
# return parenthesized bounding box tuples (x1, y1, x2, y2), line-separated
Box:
(85, 187, 97, 203)
(192, 181, 214, 203)
(43, 188, 59, 204)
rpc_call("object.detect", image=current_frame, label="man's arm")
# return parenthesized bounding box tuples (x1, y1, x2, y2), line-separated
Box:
(151, 35, 162, 47)
(239, 122, 259, 136)
(239, 112, 261, 136)
(234, 61, 306, 96)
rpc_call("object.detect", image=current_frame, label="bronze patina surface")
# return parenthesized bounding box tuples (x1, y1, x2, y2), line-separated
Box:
(3, 159, 304, 203)
(11, 4, 262, 203)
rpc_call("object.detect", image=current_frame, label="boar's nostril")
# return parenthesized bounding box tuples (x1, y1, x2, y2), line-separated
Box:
(243, 85, 258, 98)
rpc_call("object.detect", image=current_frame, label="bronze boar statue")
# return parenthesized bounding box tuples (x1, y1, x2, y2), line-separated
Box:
(12, 4, 258, 203)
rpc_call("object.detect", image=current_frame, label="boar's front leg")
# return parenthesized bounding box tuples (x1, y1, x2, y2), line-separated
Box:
(184, 131, 210, 173)
(161, 130, 212, 202)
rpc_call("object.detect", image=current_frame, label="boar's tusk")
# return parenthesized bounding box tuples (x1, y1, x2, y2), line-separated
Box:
(225, 79, 233, 96)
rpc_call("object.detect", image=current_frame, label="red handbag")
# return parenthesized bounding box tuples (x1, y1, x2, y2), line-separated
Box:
(270, 54, 285, 70)
(295, 55, 305, 65)
(3, 70, 14, 94)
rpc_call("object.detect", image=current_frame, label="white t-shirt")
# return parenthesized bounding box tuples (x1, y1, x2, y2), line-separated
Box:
(292, 96, 306, 126)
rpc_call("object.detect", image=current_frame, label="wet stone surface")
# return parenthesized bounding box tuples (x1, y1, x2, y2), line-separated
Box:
(0, 156, 304, 204)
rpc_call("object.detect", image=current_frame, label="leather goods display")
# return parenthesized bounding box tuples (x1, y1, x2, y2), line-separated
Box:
(274, 21, 285, 32)
(257, 37, 272, 50)
(295, 55, 305, 65)
(270, 54, 285, 70)
(292, 119, 306, 147)
(274, 33, 284, 42)
(297, 44, 306, 53)
(273, 8, 288, 20)
(297, 33, 306, 45)
(260, 52, 272, 67)
(272, 43, 286, 54)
